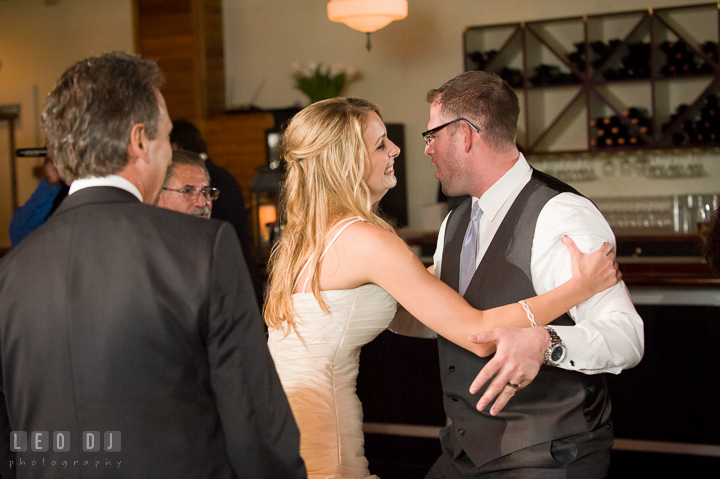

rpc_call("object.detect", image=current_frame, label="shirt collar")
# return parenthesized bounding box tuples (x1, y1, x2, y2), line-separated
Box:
(68, 175, 144, 202)
(474, 153, 531, 222)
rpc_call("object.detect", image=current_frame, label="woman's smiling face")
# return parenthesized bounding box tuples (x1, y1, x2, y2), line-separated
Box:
(363, 111, 400, 205)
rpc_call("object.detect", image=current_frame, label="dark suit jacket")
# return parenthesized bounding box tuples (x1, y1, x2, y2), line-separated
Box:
(0, 186, 305, 478)
(205, 158, 264, 307)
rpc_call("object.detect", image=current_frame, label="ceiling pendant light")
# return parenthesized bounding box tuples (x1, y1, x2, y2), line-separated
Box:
(327, 0, 408, 51)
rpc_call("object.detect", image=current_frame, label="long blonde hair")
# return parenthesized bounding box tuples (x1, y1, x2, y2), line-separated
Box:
(264, 98, 394, 335)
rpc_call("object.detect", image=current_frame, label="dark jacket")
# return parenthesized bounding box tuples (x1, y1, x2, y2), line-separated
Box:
(0, 186, 305, 478)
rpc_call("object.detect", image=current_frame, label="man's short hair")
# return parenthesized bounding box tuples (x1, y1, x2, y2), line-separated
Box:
(162, 149, 210, 189)
(41, 51, 165, 182)
(426, 71, 520, 152)
(170, 119, 208, 155)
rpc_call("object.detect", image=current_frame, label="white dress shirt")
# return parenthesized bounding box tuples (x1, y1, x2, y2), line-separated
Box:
(69, 175, 144, 202)
(432, 154, 644, 375)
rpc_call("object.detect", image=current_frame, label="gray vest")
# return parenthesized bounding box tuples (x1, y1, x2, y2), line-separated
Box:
(438, 169, 611, 468)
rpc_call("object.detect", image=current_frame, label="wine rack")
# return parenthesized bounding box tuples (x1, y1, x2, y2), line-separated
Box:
(463, 3, 720, 154)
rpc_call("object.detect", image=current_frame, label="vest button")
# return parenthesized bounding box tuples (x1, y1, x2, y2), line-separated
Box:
(458, 429, 465, 436)
(451, 396, 459, 402)
(448, 365, 456, 372)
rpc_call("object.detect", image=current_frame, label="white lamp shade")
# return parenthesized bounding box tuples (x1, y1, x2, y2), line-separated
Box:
(327, 0, 408, 33)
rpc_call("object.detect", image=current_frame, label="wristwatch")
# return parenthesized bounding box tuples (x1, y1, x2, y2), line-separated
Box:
(543, 326, 567, 366)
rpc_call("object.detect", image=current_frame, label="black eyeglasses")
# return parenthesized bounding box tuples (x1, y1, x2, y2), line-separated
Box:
(421, 118, 479, 146)
(162, 186, 220, 201)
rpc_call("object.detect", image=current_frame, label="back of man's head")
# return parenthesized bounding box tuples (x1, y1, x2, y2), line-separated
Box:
(170, 119, 208, 155)
(41, 52, 165, 183)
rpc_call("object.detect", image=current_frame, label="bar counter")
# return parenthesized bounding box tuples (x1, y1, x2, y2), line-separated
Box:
(399, 228, 719, 287)
(615, 233, 718, 287)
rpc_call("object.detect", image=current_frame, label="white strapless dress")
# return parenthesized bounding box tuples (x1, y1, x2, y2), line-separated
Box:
(268, 283, 397, 479)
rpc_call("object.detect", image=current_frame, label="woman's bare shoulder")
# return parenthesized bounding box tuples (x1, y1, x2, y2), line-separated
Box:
(341, 220, 406, 248)
(335, 221, 415, 269)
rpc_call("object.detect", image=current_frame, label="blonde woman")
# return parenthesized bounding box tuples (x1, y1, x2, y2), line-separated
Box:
(264, 98, 618, 479)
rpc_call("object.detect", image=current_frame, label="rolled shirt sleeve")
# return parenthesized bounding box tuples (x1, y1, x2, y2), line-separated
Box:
(532, 193, 644, 374)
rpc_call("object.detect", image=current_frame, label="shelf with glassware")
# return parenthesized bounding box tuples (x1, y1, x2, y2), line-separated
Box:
(463, 3, 720, 154)
(527, 147, 719, 239)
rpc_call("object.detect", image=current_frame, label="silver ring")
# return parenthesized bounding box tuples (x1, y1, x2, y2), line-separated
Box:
(506, 382, 519, 389)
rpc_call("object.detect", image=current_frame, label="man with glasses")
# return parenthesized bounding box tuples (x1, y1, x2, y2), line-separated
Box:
(421, 71, 643, 478)
(157, 149, 219, 219)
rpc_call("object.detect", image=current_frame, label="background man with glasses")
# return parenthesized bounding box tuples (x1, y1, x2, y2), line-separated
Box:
(421, 71, 643, 478)
(157, 149, 218, 219)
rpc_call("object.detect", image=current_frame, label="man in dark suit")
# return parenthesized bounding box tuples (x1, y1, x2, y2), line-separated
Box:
(0, 52, 305, 478)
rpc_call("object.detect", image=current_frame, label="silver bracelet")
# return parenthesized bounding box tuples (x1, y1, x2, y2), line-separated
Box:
(518, 300, 537, 327)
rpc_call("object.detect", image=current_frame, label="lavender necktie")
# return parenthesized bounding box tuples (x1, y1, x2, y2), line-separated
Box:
(459, 201, 482, 296)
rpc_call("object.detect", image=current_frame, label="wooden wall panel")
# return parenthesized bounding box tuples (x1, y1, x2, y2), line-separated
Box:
(195, 0, 225, 117)
(133, 0, 224, 124)
(134, 0, 260, 208)
(203, 113, 275, 204)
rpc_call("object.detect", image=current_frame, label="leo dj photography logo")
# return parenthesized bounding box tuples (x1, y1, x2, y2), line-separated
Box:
(10, 431, 120, 452)
(9, 431, 122, 470)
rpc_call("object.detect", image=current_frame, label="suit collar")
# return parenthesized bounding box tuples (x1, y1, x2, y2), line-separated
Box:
(69, 174, 143, 202)
(53, 186, 141, 217)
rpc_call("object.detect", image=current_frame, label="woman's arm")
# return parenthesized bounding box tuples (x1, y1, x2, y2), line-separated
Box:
(353, 225, 618, 357)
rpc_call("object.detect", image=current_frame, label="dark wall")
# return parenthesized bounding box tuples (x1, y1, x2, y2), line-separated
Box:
(379, 123, 408, 227)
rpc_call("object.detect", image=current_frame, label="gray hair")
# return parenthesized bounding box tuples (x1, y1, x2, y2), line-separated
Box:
(162, 149, 210, 188)
(41, 51, 165, 182)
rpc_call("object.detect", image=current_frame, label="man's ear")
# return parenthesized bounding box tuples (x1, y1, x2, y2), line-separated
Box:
(127, 123, 149, 165)
(462, 122, 475, 153)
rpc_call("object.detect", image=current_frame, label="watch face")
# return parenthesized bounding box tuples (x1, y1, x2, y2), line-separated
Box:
(551, 345, 566, 363)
